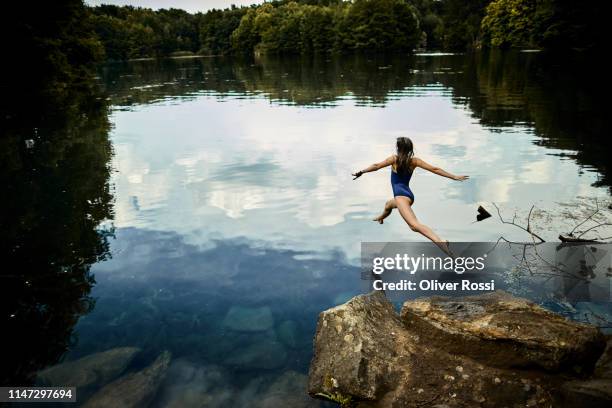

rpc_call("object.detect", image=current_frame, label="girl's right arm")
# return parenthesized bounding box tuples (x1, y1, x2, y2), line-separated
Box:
(352, 155, 396, 179)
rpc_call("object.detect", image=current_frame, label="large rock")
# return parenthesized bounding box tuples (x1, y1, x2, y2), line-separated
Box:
(400, 291, 606, 374)
(308, 291, 611, 408)
(83, 351, 171, 408)
(560, 378, 612, 408)
(560, 336, 612, 408)
(593, 336, 612, 379)
(37, 347, 140, 389)
(308, 291, 415, 402)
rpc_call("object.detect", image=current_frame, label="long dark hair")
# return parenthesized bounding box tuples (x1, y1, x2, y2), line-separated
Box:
(396, 137, 414, 175)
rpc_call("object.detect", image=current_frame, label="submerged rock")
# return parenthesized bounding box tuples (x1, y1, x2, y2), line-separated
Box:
(401, 291, 606, 373)
(277, 320, 299, 348)
(83, 351, 171, 408)
(254, 370, 316, 408)
(153, 359, 232, 408)
(37, 347, 140, 389)
(222, 306, 274, 332)
(308, 291, 611, 408)
(224, 339, 287, 370)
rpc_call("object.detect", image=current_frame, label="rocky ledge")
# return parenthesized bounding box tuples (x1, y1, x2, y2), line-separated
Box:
(308, 291, 611, 408)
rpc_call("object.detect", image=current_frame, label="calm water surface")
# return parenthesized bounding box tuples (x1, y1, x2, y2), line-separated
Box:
(2, 51, 610, 406)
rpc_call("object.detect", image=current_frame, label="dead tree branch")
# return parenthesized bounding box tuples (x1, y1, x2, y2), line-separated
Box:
(492, 203, 546, 243)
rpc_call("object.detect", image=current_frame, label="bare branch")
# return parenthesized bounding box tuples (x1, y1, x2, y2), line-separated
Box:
(526, 205, 534, 232)
(576, 222, 612, 239)
(569, 198, 599, 236)
(492, 203, 545, 243)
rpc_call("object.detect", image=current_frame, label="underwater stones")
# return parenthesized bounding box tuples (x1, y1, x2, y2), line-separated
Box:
(222, 306, 274, 332)
(199, 332, 241, 360)
(400, 291, 606, 373)
(277, 320, 298, 348)
(224, 339, 287, 370)
(37, 347, 140, 389)
(254, 370, 315, 408)
(83, 351, 171, 408)
(153, 360, 232, 408)
(308, 291, 611, 408)
(175, 334, 208, 351)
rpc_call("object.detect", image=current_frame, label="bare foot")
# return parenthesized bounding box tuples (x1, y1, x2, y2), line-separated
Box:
(373, 216, 384, 224)
(445, 241, 457, 258)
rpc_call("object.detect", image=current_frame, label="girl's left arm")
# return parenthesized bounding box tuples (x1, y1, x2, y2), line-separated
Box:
(352, 155, 396, 179)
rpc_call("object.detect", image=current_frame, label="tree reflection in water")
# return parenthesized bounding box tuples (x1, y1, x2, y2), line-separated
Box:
(0, 83, 114, 385)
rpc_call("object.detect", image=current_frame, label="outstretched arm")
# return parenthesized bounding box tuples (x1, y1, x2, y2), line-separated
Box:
(352, 155, 395, 180)
(414, 157, 468, 181)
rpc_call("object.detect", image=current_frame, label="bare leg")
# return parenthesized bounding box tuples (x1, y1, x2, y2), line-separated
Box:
(373, 198, 396, 224)
(394, 196, 452, 256)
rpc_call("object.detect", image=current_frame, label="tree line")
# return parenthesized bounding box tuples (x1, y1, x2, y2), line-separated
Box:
(87, 0, 603, 60)
(85, 0, 604, 60)
(2, 0, 605, 89)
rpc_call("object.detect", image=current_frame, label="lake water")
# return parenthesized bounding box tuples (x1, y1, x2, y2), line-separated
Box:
(2, 51, 611, 406)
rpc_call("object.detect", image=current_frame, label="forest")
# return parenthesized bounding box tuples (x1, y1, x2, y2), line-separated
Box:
(2, 0, 605, 89)
(87, 0, 604, 59)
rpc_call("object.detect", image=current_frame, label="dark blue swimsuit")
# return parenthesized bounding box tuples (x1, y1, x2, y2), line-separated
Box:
(391, 167, 414, 202)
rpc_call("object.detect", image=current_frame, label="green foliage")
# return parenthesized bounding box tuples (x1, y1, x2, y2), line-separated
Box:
(437, 0, 490, 50)
(231, 8, 262, 54)
(200, 7, 248, 55)
(315, 391, 355, 407)
(89, 5, 201, 60)
(12, 0, 603, 70)
(481, 0, 539, 47)
(232, 0, 421, 54)
(481, 0, 605, 50)
(300, 6, 335, 53)
(3, 0, 104, 88)
(1, 81, 114, 384)
(342, 0, 421, 51)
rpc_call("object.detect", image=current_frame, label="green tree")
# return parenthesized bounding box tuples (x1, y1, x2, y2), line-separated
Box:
(481, 0, 605, 50)
(435, 0, 489, 50)
(3, 0, 104, 89)
(344, 0, 421, 51)
(300, 5, 335, 53)
(231, 8, 262, 54)
(0, 82, 114, 385)
(200, 7, 248, 55)
(90, 5, 202, 59)
(411, 0, 444, 48)
(231, 0, 421, 55)
(481, 0, 538, 48)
